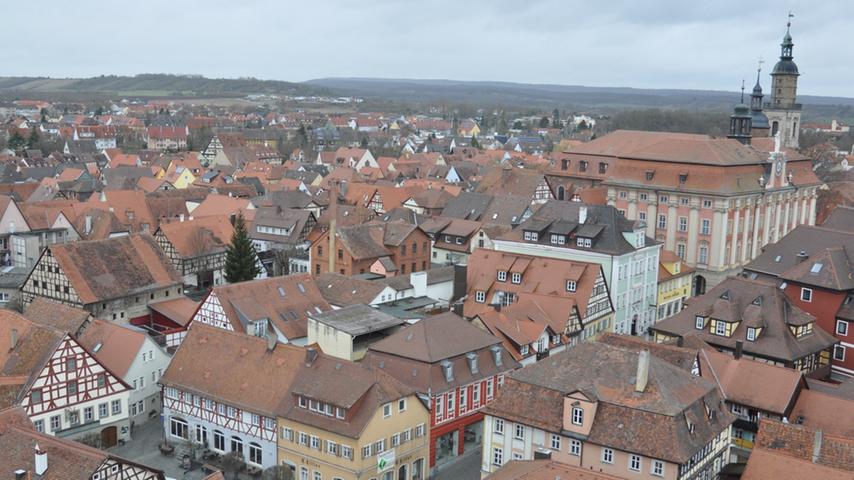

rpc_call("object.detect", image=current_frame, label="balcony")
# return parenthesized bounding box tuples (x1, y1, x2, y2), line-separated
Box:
(733, 437, 754, 450)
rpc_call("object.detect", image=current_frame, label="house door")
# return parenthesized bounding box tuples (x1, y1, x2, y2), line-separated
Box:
(397, 464, 408, 480)
(101, 426, 118, 448)
(631, 314, 638, 336)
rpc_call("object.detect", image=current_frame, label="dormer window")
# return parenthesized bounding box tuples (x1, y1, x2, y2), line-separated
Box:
(747, 327, 756, 341)
(679, 173, 688, 184)
(599, 162, 607, 174)
(695, 316, 704, 329)
(720, 291, 730, 301)
(441, 360, 454, 382)
(576, 237, 591, 248)
(523, 231, 539, 241)
(714, 321, 727, 336)
(550, 234, 566, 245)
(511, 273, 522, 284)
(497, 271, 507, 282)
(571, 407, 584, 426)
(475, 291, 486, 303)
(252, 319, 267, 337)
(645, 170, 655, 181)
(466, 352, 478, 374)
(566, 280, 577, 292)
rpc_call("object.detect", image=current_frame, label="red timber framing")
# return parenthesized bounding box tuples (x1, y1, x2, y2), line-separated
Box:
(21, 335, 130, 418)
(162, 387, 276, 443)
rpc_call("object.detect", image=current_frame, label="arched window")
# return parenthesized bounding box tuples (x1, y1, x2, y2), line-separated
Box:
(557, 186, 566, 201)
(771, 121, 779, 136)
(248, 442, 263, 466)
(231, 436, 244, 456)
(213, 430, 225, 451)
(169, 417, 188, 439)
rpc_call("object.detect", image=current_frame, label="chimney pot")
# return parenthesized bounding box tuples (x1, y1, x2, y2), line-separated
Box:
(635, 350, 650, 393)
(14, 470, 26, 480)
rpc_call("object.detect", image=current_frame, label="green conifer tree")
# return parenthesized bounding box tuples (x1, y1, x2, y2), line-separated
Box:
(224, 213, 261, 283)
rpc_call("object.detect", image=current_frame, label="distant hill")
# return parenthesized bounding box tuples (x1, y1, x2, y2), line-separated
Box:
(0, 74, 331, 98)
(306, 77, 854, 122)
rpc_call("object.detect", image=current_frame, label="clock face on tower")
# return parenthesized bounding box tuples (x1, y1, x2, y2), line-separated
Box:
(776, 160, 783, 175)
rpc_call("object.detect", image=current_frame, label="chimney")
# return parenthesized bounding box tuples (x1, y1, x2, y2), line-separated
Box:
(34, 443, 47, 475)
(579, 206, 588, 224)
(266, 333, 276, 352)
(811, 429, 823, 464)
(328, 186, 338, 274)
(734, 340, 743, 359)
(14, 470, 26, 480)
(411, 271, 428, 298)
(797, 251, 809, 262)
(635, 350, 650, 393)
(179, 213, 185, 222)
(11, 328, 18, 350)
(305, 347, 318, 366)
(676, 336, 684, 347)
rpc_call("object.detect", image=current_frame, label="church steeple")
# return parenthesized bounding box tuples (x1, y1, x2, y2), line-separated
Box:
(728, 81, 752, 145)
(750, 58, 770, 136)
(751, 58, 764, 111)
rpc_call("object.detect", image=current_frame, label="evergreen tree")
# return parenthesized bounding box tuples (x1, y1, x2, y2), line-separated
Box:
(552, 108, 561, 128)
(471, 136, 481, 149)
(7, 131, 26, 151)
(27, 128, 40, 149)
(224, 213, 261, 283)
(539, 116, 550, 128)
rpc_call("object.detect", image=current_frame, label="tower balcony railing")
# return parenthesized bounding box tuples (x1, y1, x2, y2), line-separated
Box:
(764, 102, 802, 110)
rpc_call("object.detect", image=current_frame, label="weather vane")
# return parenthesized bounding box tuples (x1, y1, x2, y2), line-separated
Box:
(787, 11, 794, 28)
(757, 56, 764, 74)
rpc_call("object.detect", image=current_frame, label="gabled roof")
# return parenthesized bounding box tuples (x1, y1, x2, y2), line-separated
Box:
(23, 297, 91, 337)
(156, 215, 233, 258)
(205, 274, 331, 341)
(47, 234, 182, 304)
(368, 311, 501, 363)
(743, 420, 854, 479)
(698, 347, 803, 415)
(77, 320, 149, 378)
(315, 272, 387, 307)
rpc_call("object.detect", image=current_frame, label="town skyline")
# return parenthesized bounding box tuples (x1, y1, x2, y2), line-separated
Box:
(1, 1, 851, 97)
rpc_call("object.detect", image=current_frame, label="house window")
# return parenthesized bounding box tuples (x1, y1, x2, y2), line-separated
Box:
(551, 434, 561, 450)
(170, 417, 188, 439)
(84, 406, 93, 422)
(701, 219, 711, 235)
(514, 424, 525, 439)
(572, 407, 583, 425)
(629, 454, 641, 472)
(834, 345, 846, 361)
(703, 200, 712, 208)
(520, 345, 529, 355)
(695, 316, 704, 329)
(231, 437, 244, 456)
(398, 398, 406, 412)
(50, 415, 61, 432)
(492, 447, 503, 466)
(494, 418, 504, 434)
(497, 271, 507, 282)
(34, 420, 44, 432)
(699, 245, 709, 264)
(678, 217, 688, 232)
(837, 320, 849, 336)
(715, 321, 726, 336)
(248, 443, 263, 465)
(473, 384, 481, 406)
(383, 403, 392, 418)
(511, 272, 521, 284)
(652, 460, 665, 477)
(657, 215, 667, 230)
(676, 243, 686, 260)
(67, 381, 78, 395)
(801, 288, 812, 302)
(460, 387, 468, 412)
(566, 280, 576, 292)
(99, 403, 108, 418)
(659, 195, 668, 203)
(111, 399, 121, 415)
(311, 435, 320, 450)
(475, 291, 486, 303)
(570, 439, 582, 456)
(747, 328, 756, 341)
(602, 448, 614, 464)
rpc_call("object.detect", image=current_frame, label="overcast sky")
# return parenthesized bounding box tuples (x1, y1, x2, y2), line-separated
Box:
(2, 1, 850, 97)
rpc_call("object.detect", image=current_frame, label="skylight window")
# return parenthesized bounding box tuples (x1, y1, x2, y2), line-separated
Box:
(774, 255, 782, 263)
(810, 263, 823, 274)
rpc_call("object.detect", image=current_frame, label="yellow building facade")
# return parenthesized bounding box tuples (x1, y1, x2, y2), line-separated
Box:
(277, 393, 430, 480)
(656, 251, 695, 321)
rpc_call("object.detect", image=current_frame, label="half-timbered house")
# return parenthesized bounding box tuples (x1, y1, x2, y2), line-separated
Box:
(159, 324, 304, 469)
(154, 216, 264, 289)
(362, 312, 520, 474)
(19, 234, 183, 324)
(191, 274, 331, 345)
(0, 310, 132, 447)
(464, 249, 614, 364)
(1, 406, 165, 479)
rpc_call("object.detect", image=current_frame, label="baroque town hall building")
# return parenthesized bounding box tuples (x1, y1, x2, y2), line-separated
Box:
(591, 20, 819, 294)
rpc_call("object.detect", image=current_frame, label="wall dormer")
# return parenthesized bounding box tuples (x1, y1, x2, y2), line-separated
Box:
(562, 391, 597, 437)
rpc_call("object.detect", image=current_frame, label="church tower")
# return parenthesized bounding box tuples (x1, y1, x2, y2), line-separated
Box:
(750, 60, 770, 138)
(728, 82, 753, 145)
(765, 14, 801, 148)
